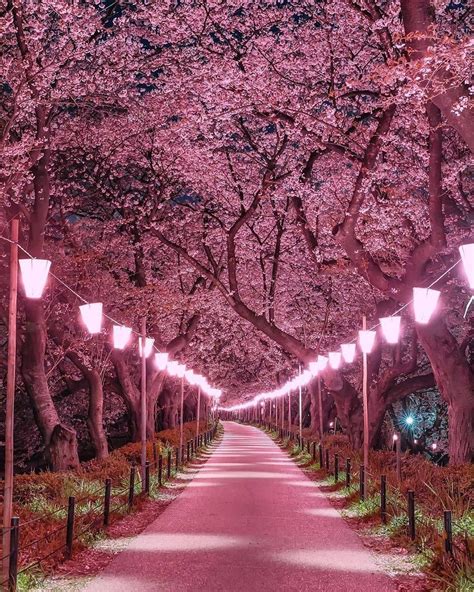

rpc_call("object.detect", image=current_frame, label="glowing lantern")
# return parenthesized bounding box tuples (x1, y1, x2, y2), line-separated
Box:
(380, 316, 401, 344)
(459, 244, 474, 289)
(185, 369, 197, 385)
(176, 364, 186, 378)
(308, 361, 318, 376)
(19, 259, 51, 299)
(138, 336, 154, 358)
(317, 355, 328, 371)
(328, 351, 342, 370)
(155, 352, 169, 371)
(413, 287, 440, 324)
(167, 361, 179, 376)
(79, 303, 103, 334)
(359, 330, 376, 354)
(113, 325, 132, 350)
(341, 343, 356, 364)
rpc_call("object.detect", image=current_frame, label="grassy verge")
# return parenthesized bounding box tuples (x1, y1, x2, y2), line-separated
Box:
(0, 420, 219, 588)
(259, 424, 473, 592)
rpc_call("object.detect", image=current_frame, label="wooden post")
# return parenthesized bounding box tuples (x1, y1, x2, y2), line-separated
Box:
(140, 318, 147, 485)
(103, 479, 111, 526)
(128, 466, 136, 511)
(380, 475, 387, 524)
(158, 455, 163, 487)
(318, 374, 324, 440)
(443, 511, 452, 553)
(334, 454, 339, 482)
(345, 458, 351, 488)
(298, 366, 303, 446)
(195, 387, 201, 440)
(359, 465, 365, 501)
(167, 450, 172, 479)
(8, 517, 19, 592)
(407, 490, 416, 540)
(66, 496, 76, 559)
(396, 433, 402, 482)
(2, 219, 19, 586)
(179, 377, 185, 459)
(288, 392, 291, 433)
(362, 315, 369, 497)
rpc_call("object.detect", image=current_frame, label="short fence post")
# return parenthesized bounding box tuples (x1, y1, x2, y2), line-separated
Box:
(128, 466, 136, 511)
(8, 517, 19, 592)
(181, 445, 185, 465)
(407, 490, 416, 540)
(325, 449, 330, 471)
(66, 496, 75, 559)
(175, 448, 179, 471)
(312, 442, 317, 463)
(345, 459, 351, 488)
(158, 455, 163, 487)
(103, 478, 111, 526)
(380, 475, 387, 524)
(145, 461, 150, 495)
(334, 454, 339, 483)
(319, 444, 323, 469)
(359, 465, 365, 501)
(167, 450, 172, 479)
(187, 441, 190, 462)
(443, 510, 452, 554)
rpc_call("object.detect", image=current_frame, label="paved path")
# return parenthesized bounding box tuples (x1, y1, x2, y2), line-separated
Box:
(83, 422, 396, 591)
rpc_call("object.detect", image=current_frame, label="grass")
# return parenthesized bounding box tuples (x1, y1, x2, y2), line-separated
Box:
(0, 420, 217, 582)
(260, 423, 473, 592)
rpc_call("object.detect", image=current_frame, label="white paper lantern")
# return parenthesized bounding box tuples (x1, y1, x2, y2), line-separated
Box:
(380, 316, 401, 344)
(113, 325, 132, 349)
(413, 287, 440, 324)
(79, 303, 103, 334)
(19, 259, 51, 299)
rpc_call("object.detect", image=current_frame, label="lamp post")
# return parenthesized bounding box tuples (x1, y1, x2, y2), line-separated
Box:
(298, 366, 303, 445)
(2, 219, 19, 585)
(140, 317, 147, 485)
(359, 316, 376, 496)
(195, 387, 201, 440)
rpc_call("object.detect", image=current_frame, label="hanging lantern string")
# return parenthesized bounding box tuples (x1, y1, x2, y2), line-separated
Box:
(0, 234, 467, 403)
(220, 257, 466, 410)
(0, 235, 204, 371)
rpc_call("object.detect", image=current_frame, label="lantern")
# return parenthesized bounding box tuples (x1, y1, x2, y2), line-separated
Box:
(380, 316, 401, 344)
(459, 244, 474, 289)
(308, 361, 318, 376)
(79, 303, 103, 334)
(167, 361, 179, 376)
(317, 355, 328, 371)
(19, 259, 51, 299)
(413, 287, 440, 324)
(341, 343, 356, 364)
(138, 336, 154, 358)
(328, 351, 342, 370)
(155, 352, 169, 371)
(359, 330, 376, 354)
(113, 325, 132, 350)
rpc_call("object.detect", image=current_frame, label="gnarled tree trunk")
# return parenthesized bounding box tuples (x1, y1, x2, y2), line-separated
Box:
(416, 317, 474, 464)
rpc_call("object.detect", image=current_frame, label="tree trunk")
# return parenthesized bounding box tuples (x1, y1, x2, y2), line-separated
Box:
(111, 350, 141, 441)
(22, 300, 80, 470)
(323, 370, 363, 448)
(86, 369, 108, 460)
(49, 424, 79, 471)
(158, 386, 178, 430)
(416, 317, 474, 464)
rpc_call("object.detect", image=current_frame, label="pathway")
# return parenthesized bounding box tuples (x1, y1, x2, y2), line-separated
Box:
(83, 422, 396, 591)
